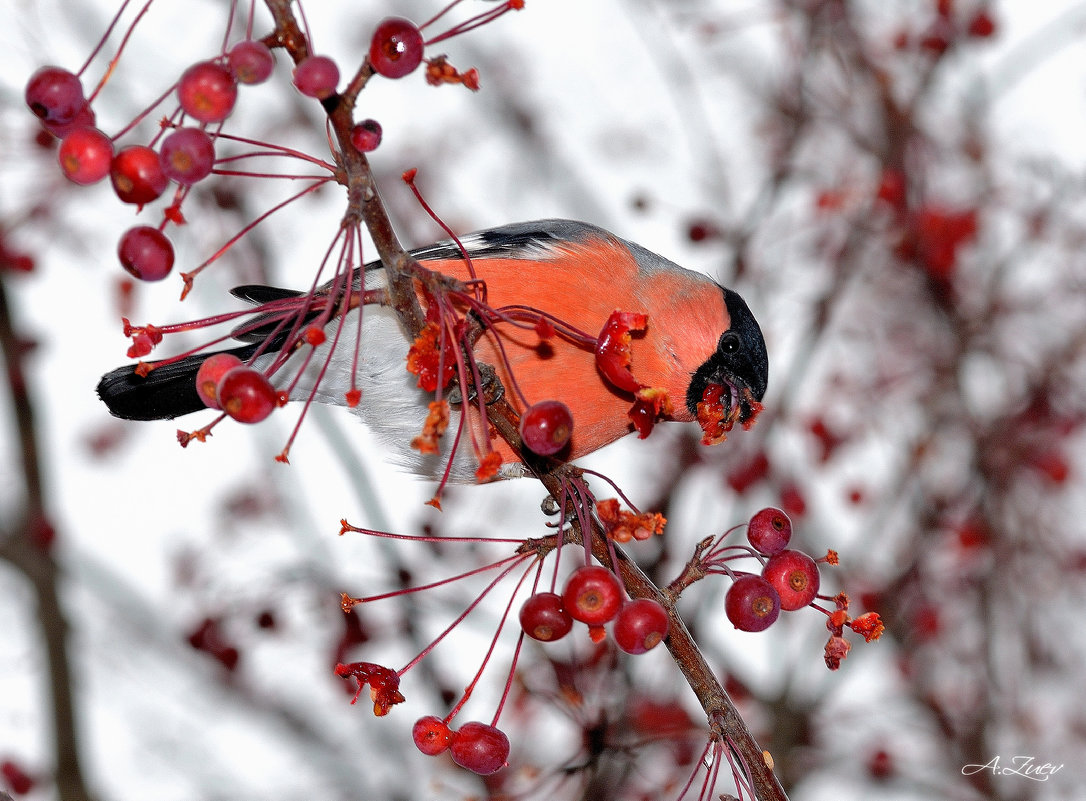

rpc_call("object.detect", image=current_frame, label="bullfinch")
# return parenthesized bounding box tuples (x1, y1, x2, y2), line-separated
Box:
(97, 219, 768, 478)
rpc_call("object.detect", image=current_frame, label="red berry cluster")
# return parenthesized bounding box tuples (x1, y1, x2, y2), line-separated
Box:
(24, 37, 278, 283)
(520, 565, 670, 655)
(719, 508, 822, 632)
(697, 506, 881, 669)
(411, 716, 510, 776)
(195, 354, 279, 424)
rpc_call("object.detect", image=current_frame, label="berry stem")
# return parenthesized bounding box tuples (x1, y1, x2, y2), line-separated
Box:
(85, 0, 154, 101)
(180, 177, 333, 297)
(345, 552, 525, 606)
(443, 556, 536, 724)
(339, 519, 523, 545)
(402, 170, 479, 284)
(396, 553, 531, 678)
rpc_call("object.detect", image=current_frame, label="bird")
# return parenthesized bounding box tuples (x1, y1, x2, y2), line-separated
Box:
(97, 219, 768, 479)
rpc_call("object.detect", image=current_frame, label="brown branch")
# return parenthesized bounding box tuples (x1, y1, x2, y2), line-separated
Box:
(488, 400, 787, 800)
(262, 0, 426, 341)
(0, 274, 97, 801)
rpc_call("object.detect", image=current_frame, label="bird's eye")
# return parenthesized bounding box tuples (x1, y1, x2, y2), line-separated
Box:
(719, 332, 741, 355)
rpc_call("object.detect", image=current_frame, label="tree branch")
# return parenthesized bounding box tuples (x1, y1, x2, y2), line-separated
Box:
(0, 274, 97, 801)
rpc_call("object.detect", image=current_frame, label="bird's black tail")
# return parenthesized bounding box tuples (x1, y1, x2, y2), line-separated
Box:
(97, 343, 262, 421)
(96, 284, 307, 421)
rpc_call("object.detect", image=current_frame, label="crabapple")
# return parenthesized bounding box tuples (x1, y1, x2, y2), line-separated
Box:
(117, 226, 174, 281)
(562, 565, 623, 625)
(159, 127, 215, 185)
(217, 367, 278, 423)
(292, 55, 340, 99)
(178, 61, 237, 123)
(25, 66, 84, 124)
(519, 400, 573, 456)
(58, 127, 113, 185)
(613, 598, 670, 654)
(227, 40, 275, 84)
(762, 549, 820, 611)
(519, 592, 573, 642)
(369, 18, 425, 79)
(747, 507, 792, 555)
(195, 353, 244, 409)
(449, 721, 510, 775)
(110, 145, 168, 205)
(350, 119, 383, 153)
(725, 575, 781, 632)
(412, 715, 453, 756)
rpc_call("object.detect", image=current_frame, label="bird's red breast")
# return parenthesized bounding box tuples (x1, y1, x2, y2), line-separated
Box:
(416, 231, 730, 463)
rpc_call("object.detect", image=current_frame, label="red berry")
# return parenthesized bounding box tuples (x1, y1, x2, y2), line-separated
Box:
(178, 61, 237, 123)
(746, 507, 792, 555)
(449, 721, 510, 775)
(1, 758, 34, 794)
(562, 565, 623, 625)
(724, 575, 780, 632)
(25, 66, 85, 124)
(110, 145, 169, 205)
(195, 353, 244, 409)
(613, 598, 670, 654)
(159, 127, 215, 185)
(519, 400, 573, 456)
(967, 10, 996, 38)
(519, 592, 574, 642)
(228, 40, 275, 84)
(217, 367, 278, 423)
(118, 226, 174, 281)
(369, 18, 425, 79)
(762, 550, 820, 611)
(350, 119, 383, 153)
(412, 715, 454, 756)
(58, 127, 113, 185)
(292, 55, 340, 99)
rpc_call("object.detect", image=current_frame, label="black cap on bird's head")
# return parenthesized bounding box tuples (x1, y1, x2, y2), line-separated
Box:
(685, 287, 769, 422)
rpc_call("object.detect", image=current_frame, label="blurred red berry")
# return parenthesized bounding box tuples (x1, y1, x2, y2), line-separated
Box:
(1, 758, 35, 794)
(58, 127, 113, 185)
(178, 60, 238, 123)
(228, 40, 275, 84)
(111, 145, 169, 205)
(967, 10, 996, 38)
(117, 226, 174, 282)
(292, 55, 340, 99)
(726, 450, 769, 494)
